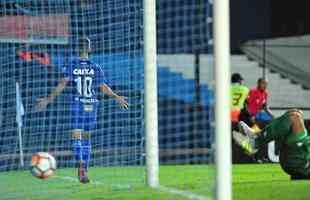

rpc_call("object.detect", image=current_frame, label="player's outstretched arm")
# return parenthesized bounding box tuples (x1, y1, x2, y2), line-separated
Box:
(35, 78, 69, 111)
(100, 84, 129, 109)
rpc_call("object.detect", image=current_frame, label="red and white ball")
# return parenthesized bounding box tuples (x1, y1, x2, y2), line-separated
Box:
(30, 152, 56, 179)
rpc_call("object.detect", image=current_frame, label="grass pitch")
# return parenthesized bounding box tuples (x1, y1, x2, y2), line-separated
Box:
(233, 164, 309, 200)
(0, 164, 308, 200)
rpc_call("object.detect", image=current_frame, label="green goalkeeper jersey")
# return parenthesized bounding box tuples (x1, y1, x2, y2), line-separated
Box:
(266, 112, 310, 177)
(280, 135, 310, 177)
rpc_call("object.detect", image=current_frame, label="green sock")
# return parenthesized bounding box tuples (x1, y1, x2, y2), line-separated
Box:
(255, 112, 292, 148)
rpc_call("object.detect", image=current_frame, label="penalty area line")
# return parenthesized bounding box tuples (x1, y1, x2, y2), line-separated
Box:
(53, 175, 132, 189)
(54, 176, 211, 200)
(158, 186, 211, 200)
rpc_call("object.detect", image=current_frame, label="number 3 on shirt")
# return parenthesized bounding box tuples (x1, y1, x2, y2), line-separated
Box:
(232, 92, 242, 106)
(74, 76, 93, 97)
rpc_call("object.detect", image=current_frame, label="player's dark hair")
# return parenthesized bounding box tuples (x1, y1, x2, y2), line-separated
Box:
(78, 37, 91, 53)
(231, 73, 244, 83)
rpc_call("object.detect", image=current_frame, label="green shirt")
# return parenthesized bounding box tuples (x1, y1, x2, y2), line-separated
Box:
(231, 84, 249, 110)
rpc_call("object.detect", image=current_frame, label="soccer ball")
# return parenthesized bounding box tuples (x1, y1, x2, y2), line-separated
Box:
(30, 152, 56, 179)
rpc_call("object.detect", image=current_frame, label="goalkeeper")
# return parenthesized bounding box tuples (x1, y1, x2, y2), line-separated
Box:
(233, 109, 310, 179)
(35, 37, 129, 183)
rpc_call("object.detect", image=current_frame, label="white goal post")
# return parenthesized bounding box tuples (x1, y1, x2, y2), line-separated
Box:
(144, 0, 159, 188)
(214, 0, 232, 200)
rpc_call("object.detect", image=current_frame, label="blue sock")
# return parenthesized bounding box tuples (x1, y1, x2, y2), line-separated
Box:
(82, 139, 91, 170)
(72, 139, 82, 163)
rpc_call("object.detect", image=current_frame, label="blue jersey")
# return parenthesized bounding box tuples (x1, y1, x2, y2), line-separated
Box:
(63, 58, 106, 131)
(64, 58, 106, 104)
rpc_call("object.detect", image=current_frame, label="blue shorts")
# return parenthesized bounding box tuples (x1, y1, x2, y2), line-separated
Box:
(255, 111, 273, 121)
(70, 102, 98, 131)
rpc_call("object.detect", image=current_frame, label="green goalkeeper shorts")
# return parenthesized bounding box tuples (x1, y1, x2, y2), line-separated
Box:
(279, 136, 310, 177)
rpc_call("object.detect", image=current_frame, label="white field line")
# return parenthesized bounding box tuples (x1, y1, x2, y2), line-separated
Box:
(53, 175, 132, 189)
(54, 175, 212, 200)
(158, 186, 212, 200)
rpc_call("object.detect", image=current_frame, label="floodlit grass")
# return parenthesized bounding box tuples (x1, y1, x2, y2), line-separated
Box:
(0, 165, 214, 200)
(233, 164, 309, 200)
(0, 164, 308, 200)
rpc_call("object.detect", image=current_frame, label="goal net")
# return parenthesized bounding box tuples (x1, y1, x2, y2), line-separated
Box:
(0, 0, 214, 199)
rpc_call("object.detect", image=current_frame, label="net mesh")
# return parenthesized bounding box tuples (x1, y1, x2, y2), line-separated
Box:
(156, 0, 215, 197)
(0, 0, 214, 199)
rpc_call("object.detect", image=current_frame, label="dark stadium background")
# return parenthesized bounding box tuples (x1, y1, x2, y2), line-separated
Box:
(230, 0, 310, 53)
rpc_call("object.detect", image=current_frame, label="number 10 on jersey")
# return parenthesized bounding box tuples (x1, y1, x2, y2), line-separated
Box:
(74, 76, 93, 98)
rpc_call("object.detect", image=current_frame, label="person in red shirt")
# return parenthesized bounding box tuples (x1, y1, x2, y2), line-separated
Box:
(247, 78, 273, 128)
(242, 78, 274, 163)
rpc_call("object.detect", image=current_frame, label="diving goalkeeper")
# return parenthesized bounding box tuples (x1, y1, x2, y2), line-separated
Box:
(233, 109, 310, 179)
(35, 37, 129, 183)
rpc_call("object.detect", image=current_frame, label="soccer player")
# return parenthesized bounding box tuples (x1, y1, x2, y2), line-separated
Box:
(233, 109, 310, 179)
(247, 78, 273, 126)
(35, 37, 129, 183)
(230, 73, 249, 125)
